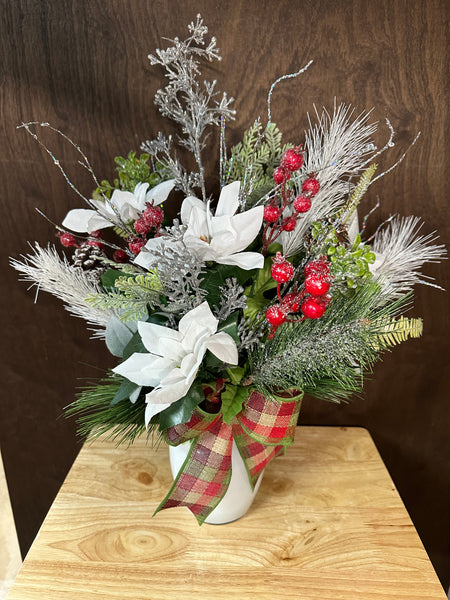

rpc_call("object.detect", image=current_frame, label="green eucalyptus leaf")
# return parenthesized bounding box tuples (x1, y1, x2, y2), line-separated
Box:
(122, 330, 146, 360)
(111, 378, 141, 406)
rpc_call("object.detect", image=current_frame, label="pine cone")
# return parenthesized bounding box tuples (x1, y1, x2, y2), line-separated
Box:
(72, 243, 107, 281)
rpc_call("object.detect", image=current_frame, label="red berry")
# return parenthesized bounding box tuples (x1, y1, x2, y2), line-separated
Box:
(128, 236, 146, 255)
(263, 205, 281, 223)
(293, 195, 312, 213)
(304, 258, 330, 277)
(273, 166, 291, 185)
(143, 203, 164, 229)
(281, 148, 304, 172)
(265, 305, 287, 326)
(134, 217, 151, 235)
(281, 216, 297, 232)
(89, 230, 103, 239)
(282, 292, 301, 313)
(59, 232, 77, 248)
(304, 274, 330, 296)
(87, 240, 105, 250)
(301, 297, 326, 319)
(302, 177, 320, 196)
(113, 249, 129, 263)
(271, 253, 294, 283)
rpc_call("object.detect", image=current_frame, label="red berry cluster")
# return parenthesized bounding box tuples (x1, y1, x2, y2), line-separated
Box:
(262, 146, 320, 255)
(129, 202, 165, 254)
(265, 253, 298, 338)
(134, 202, 164, 236)
(58, 229, 106, 251)
(273, 147, 305, 185)
(301, 258, 331, 319)
(265, 254, 332, 338)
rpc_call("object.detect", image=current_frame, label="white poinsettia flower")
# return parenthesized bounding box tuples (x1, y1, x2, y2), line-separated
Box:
(62, 179, 175, 233)
(182, 181, 264, 270)
(134, 181, 264, 271)
(112, 302, 238, 426)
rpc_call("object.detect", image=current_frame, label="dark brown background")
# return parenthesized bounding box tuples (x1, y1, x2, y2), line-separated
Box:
(1, 0, 449, 590)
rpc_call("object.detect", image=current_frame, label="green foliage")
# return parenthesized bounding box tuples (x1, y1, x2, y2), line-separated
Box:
(200, 263, 254, 308)
(221, 384, 251, 424)
(86, 271, 163, 322)
(111, 378, 141, 406)
(310, 222, 376, 290)
(250, 282, 412, 403)
(64, 375, 156, 446)
(224, 121, 291, 206)
(158, 383, 205, 431)
(339, 164, 377, 223)
(93, 152, 165, 199)
(244, 256, 278, 321)
(373, 316, 423, 350)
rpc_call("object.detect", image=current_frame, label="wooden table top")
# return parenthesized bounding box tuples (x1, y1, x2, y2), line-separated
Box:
(7, 426, 446, 600)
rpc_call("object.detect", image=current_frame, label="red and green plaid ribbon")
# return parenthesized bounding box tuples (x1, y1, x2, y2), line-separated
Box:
(154, 388, 303, 523)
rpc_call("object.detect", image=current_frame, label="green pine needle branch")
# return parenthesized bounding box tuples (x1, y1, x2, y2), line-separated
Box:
(224, 121, 291, 206)
(65, 375, 159, 447)
(250, 283, 413, 402)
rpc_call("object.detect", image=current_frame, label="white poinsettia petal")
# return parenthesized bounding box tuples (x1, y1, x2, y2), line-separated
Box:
(180, 196, 205, 225)
(62, 209, 112, 233)
(205, 332, 238, 365)
(138, 321, 182, 357)
(228, 205, 264, 252)
(129, 386, 142, 404)
(133, 236, 177, 269)
(112, 353, 174, 387)
(145, 179, 176, 205)
(215, 181, 240, 217)
(90, 199, 116, 218)
(145, 401, 172, 427)
(110, 188, 136, 209)
(132, 182, 150, 212)
(178, 301, 218, 337)
(146, 379, 191, 405)
(216, 251, 264, 270)
(186, 205, 210, 239)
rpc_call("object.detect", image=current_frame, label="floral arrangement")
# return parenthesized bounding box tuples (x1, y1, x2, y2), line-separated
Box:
(13, 16, 445, 523)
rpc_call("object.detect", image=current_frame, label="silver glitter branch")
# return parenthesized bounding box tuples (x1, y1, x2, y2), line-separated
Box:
(144, 14, 235, 201)
(141, 133, 200, 196)
(237, 315, 265, 353)
(150, 236, 207, 315)
(213, 278, 247, 321)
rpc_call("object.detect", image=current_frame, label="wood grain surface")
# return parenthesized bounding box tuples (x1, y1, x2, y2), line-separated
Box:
(1, 0, 449, 589)
(6, 427, 446, 600)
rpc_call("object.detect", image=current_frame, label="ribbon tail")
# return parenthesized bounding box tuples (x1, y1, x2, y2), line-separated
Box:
(154, 419, 233, 524)
(233, 424, 285, 488)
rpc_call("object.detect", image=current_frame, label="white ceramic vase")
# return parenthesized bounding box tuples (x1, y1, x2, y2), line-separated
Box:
(169, 440, 263, 525)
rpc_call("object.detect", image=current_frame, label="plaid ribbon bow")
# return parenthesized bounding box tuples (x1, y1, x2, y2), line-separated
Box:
(155, 388, 303, 523)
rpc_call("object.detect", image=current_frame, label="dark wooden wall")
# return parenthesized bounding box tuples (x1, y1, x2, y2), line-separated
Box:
(1, 0, 449, 589)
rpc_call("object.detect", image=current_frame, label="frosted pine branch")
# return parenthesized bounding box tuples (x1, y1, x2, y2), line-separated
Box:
(11, 244, 116, 337)
(371, 216, 447, 298)
(282, 104, 378, 255)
